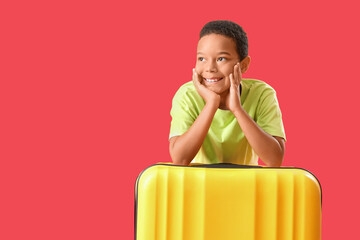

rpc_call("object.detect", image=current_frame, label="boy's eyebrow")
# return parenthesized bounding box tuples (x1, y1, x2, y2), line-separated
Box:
(197, 51, 232, 55)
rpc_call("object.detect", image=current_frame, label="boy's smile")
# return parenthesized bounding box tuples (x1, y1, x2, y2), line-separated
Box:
(204, 77, 223, 83)
(195, 33, 240, 95)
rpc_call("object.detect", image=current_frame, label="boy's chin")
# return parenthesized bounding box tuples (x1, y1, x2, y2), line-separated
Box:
(206, 85, 230, 95)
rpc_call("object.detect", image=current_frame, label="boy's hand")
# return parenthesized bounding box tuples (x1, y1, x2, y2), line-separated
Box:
(192, 68, 221, 107)
(225, 63, 242, 113)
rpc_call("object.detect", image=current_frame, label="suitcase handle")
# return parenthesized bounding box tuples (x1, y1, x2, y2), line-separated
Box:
(190, 163, 264, 168)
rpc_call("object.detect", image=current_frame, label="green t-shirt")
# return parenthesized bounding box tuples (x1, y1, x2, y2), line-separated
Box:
(169, 79, 286, 165)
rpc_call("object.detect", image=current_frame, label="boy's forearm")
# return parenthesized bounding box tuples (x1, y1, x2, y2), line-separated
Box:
(170, 102, 218, 165)
(233, 107, 285, 167)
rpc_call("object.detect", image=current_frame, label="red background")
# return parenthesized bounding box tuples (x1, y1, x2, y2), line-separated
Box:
(1, 0, 359, 239)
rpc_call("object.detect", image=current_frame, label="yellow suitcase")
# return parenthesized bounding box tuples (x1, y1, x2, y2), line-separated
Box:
(135, 163, 322, 240)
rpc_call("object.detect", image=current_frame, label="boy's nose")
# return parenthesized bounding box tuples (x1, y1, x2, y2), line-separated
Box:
(205, 61, 217, 72)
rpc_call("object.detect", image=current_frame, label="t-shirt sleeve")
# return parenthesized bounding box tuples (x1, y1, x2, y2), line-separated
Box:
(255, 88, 286, 141)
(169, 88, 198, 140)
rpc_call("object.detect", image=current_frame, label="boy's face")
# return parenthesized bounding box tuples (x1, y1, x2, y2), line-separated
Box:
(195, 34, 240, 95)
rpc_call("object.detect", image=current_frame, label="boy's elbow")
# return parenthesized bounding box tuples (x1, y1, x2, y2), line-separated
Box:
(264, 137, 285, 167)
(172, 158, 190, 166)
(169, 148, 191, 166)
(170, 150, 191, 166)
(267, 161, 282, 167)
(169, 136, 191, 166)
(265, 155, 284, 167)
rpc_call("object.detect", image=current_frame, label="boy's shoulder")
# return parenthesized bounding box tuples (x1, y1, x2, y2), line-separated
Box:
(173, 81, 199, 100)
(241, 78, 275, 92)
(177, 81, 196, 92)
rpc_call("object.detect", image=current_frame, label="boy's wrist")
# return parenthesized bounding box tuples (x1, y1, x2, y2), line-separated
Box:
(205, 99, 220, 110)
(232, 105, 246, 118)
(203, 93, 220, 107)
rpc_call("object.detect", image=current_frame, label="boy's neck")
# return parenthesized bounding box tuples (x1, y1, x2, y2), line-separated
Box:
(218, 84, 242, 110)
(218, 90, 229, 110)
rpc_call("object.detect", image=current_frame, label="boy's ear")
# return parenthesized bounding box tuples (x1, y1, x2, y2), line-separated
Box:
(240, 56, 251, 74)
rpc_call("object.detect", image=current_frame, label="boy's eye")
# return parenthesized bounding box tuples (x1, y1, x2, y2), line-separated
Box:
(197, 57, 226, 62)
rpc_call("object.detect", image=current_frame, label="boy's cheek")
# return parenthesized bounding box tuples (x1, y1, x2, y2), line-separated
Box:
(224, 77, 232, 89)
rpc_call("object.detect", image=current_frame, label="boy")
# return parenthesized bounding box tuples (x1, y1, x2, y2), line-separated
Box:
(169, 20, 286, 167)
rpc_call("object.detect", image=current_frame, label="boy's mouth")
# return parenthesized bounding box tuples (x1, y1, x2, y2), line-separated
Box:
(204, 77, 223, 83)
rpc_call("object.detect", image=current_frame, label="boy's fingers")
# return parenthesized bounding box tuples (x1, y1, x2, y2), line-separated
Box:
(237, 63, 242, 84)
(233, 64, 238, 85)
(193, 68, 203, 90)
(192, 69, 198, 80)
(234, 63, 242, 85)
(229, 73, 236, 89)
(192, 69, 198, 84)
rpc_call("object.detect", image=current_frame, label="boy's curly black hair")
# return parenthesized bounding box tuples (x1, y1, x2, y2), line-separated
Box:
(199, 20, 248, 61)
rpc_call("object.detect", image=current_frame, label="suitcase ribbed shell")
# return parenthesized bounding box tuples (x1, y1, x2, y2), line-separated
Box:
(135, 163, 321, 240)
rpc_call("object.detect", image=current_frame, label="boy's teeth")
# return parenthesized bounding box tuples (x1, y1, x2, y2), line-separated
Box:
(205, 78, 221, 82)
